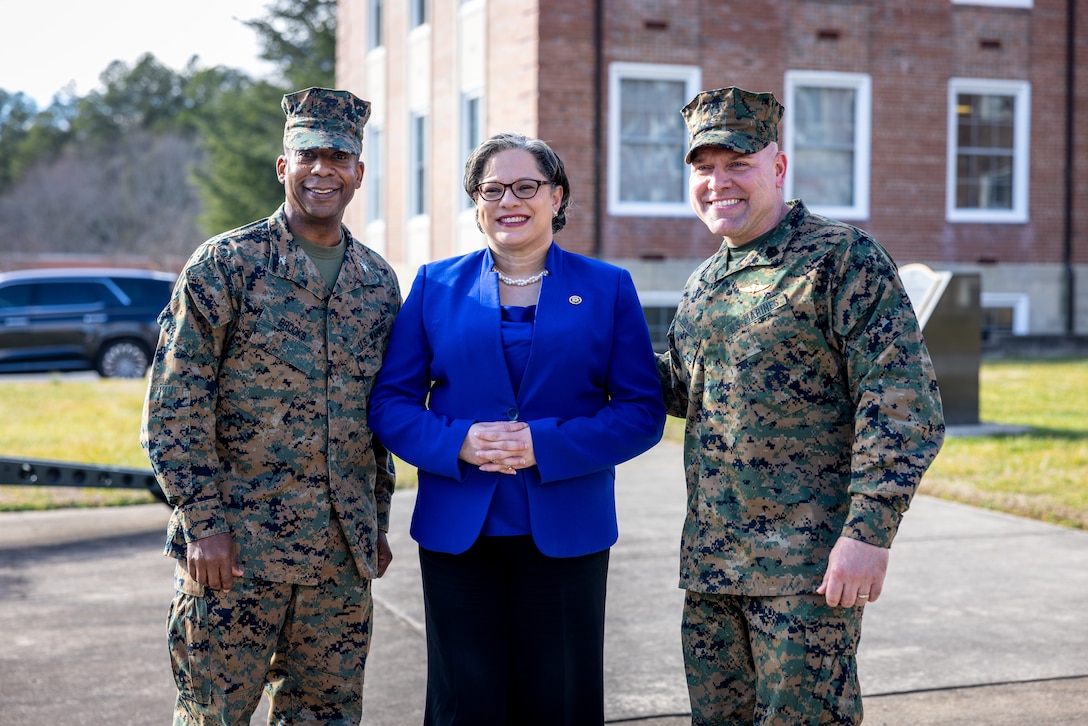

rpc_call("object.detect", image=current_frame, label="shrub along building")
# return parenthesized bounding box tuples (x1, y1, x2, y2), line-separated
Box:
(336, 0, 1086, 348)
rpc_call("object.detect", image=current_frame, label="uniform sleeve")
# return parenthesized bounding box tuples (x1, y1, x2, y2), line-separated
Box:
(659, 326, 692, 419)
(372, 437, 395, 532)
(834, 240, 946, 547)
(141, 251, 236, 544)
(658, 262, 709, 420)
(371, 270, 402, 532)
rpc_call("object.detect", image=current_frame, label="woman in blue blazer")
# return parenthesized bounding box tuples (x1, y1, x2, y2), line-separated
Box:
(369, 133, 665, 725)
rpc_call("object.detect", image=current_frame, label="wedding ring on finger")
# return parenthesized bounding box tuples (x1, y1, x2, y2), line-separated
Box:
(857, 593, 870, 600)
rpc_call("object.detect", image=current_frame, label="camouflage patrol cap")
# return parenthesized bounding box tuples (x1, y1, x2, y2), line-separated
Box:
(682, 86, 783, 163)
(282, 87, 371, 155)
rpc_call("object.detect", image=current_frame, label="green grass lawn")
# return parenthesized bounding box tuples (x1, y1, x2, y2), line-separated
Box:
(0, 377, 157, 509)
(917, 359, 1088, 529)
(1, 359, 1086, 530)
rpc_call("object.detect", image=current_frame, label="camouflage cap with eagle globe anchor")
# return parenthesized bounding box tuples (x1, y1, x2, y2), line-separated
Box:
(682, 86, 784, 163)
(282, 87, 371, 156)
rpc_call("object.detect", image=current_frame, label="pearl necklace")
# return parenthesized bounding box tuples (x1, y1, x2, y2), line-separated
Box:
(493, 267, 550, 286)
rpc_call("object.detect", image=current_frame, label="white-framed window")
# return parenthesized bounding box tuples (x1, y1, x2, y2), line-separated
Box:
(368, 0, 383, 50)
(409, 113, 428, 218)
(981, 292, 1030, 336)
(783, 71, 871, 221)
(460, 91, 483, 209)
(608, 63, 701, 217)
(946, 78, 1030, 223)
(952, 1, 1032, 8)
(365, 126, 383, 224)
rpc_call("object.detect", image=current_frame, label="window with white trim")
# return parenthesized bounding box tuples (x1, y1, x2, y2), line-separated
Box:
(608, 63, 701, 217)
(981, 292, 1030, 338)
(946, 78, 1030, 223)
(783, 71, 871, 221)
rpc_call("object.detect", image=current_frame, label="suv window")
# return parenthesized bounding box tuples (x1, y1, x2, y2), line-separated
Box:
(112, 277, 172, 307)
(0, 283, 34, 309)
(36, 281, 113, 308)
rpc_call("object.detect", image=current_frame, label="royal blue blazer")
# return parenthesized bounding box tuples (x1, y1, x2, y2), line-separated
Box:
(368, 243, 666, 557)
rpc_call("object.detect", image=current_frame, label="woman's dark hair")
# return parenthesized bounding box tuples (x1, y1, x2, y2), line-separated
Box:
(463, 132, 572, 234)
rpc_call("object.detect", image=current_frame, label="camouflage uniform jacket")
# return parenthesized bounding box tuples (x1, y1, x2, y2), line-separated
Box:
(660, 200, 944, 596)
(142, 204, 401, 584)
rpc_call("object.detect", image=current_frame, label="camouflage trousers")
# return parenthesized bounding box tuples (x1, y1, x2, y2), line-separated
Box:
(168, 530, 373, 726)
(682, 590, 863, 725)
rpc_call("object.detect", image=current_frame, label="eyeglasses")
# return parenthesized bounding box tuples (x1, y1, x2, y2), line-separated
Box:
(474, 178, 553, 202)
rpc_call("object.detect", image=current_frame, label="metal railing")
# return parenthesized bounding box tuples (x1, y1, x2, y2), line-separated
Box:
(0, 456, 168, 505)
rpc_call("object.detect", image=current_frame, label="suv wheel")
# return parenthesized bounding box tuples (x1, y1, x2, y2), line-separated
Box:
(96, 339, 150, 378)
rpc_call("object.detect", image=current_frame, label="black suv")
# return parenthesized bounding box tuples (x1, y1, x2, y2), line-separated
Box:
(0, 268, 175, 378)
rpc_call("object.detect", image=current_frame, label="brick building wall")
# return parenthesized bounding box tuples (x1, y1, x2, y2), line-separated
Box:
(339, 0, 1086, 335)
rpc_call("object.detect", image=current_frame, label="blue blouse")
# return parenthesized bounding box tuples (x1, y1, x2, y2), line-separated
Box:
(480, 304, 535, 536)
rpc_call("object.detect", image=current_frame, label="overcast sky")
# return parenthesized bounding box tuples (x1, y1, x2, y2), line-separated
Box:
(0, 0, 275, 108)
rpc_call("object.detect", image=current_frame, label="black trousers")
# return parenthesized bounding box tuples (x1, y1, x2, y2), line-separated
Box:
(419, 536, 610, 726)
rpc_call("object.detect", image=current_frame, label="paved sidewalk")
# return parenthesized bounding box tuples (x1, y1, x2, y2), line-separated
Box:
(1, 440, 1086, 724)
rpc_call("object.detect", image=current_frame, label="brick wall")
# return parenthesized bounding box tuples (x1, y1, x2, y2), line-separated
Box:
(338, 0, 1087, 332)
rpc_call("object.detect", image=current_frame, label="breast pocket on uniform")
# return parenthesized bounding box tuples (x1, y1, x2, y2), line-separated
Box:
(721, 295, 826, 419)
(722, 295, 800, 364)
(348, 318, 393, 381)
(253, 309, 319, 376)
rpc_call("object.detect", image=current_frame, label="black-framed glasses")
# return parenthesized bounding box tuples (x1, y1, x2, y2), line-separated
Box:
(474, 178, 553, 202)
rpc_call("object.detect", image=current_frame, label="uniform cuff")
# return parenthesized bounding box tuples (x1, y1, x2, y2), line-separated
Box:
(176, 496, 229, 543)
(841, 495, 902, 549)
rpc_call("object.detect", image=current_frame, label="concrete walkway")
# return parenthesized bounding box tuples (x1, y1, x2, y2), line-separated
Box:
(1, 440, 1086, 724)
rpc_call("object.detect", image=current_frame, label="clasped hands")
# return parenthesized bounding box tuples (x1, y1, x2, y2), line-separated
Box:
(460, 421, 536, 475)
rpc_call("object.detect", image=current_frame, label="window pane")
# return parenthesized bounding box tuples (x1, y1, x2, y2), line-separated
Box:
(369, 0, 382, 49)
(620, 142, 686, 203)
(794, 87, 855, 145)
(411, 116, 427, 216)
(367, 127, 383, 223)
(461, 95, 482, 209)
(0, 283, 34, 309)
(955, 92, 1016, 210)
(39, 282, 108, 307)
(412, 0, 426, 27)
(794, 148, 854, 206)
(793, 86, 857, 207)
(112, 278, 170, 306)
(977, 155, 1014, 207)
(618, 79, 687, 203)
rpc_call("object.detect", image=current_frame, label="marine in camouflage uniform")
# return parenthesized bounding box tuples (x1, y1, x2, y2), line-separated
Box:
(141, 88, 401, 725)
(659, 87, 945, 724)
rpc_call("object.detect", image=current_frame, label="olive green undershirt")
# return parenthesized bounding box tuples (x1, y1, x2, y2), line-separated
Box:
(295, 231, 347, 294)
(724, 227, 775, 271)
